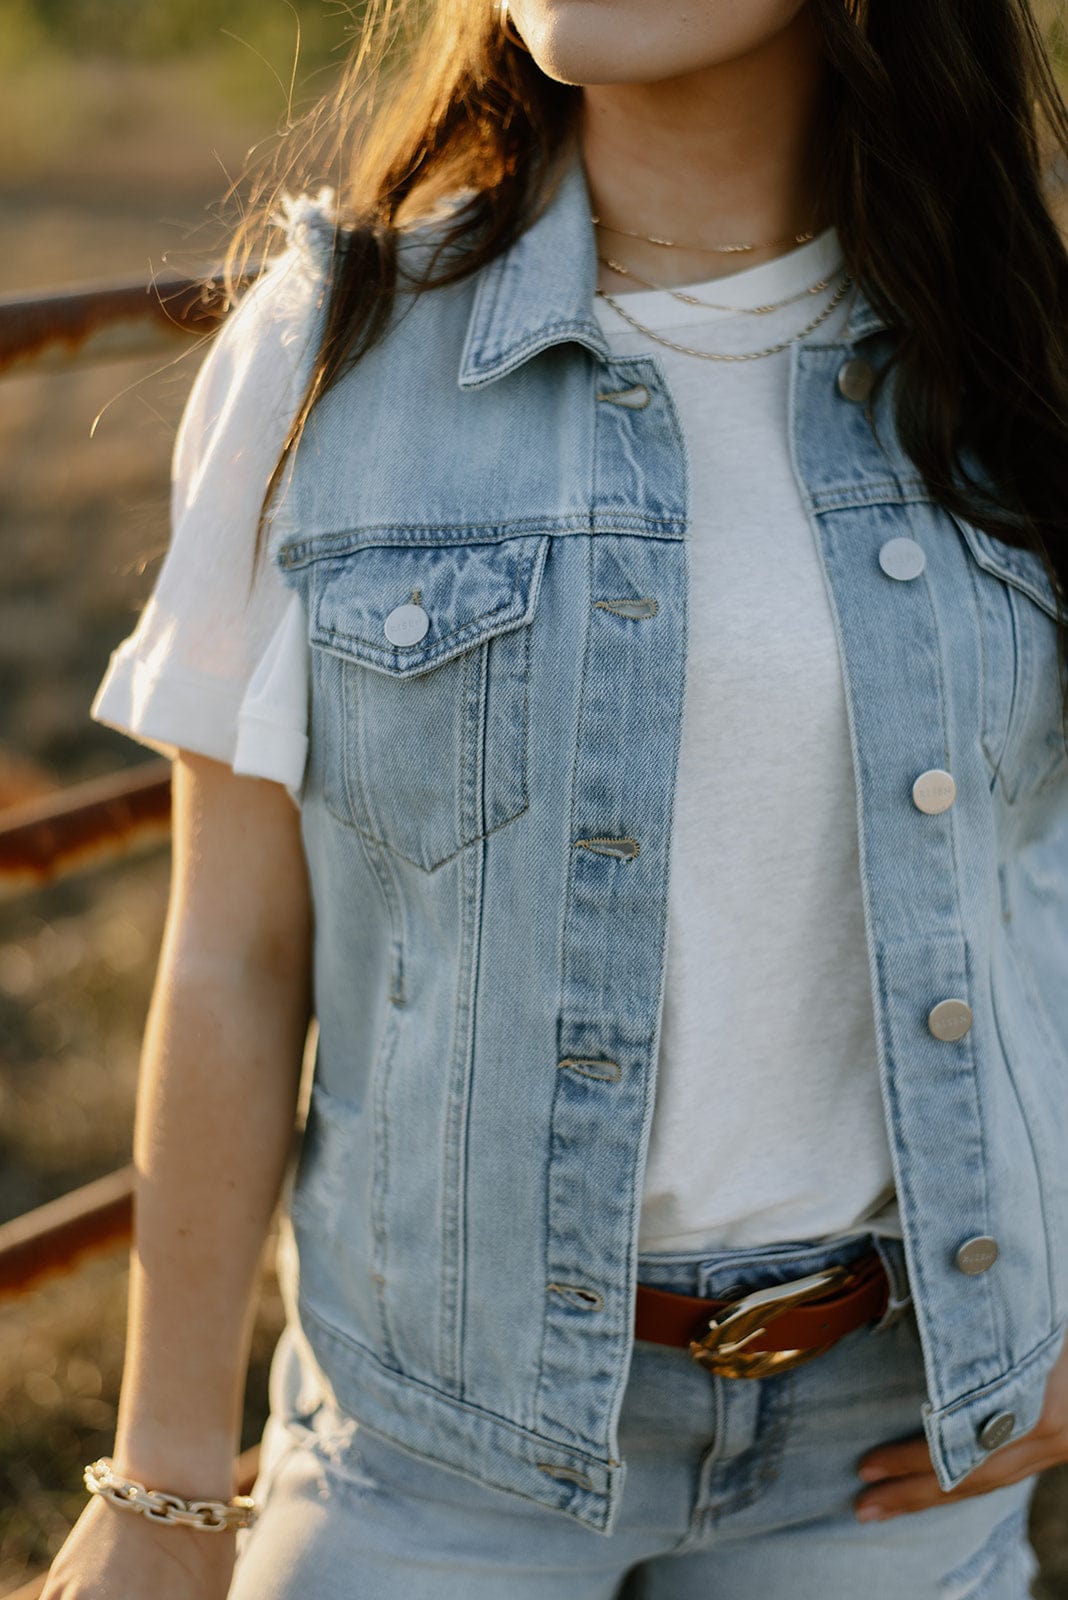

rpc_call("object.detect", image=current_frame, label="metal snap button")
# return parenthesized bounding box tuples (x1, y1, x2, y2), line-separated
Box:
(912, 769, 956, 814)
(879, 538, 926, 581)
(927, 998, 973, 1041)
(837, 359, 875, 403)
(978, 1412, 1015, 1451)
(955, 1236, 999, 1275)
(384, 603, 429, 646)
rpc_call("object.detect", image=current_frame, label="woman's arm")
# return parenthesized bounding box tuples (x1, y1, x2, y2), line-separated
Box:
(43, 751, 312, 1596)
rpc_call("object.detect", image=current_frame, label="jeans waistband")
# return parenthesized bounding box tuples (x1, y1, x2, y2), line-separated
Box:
(636, 1232, 912, 1324)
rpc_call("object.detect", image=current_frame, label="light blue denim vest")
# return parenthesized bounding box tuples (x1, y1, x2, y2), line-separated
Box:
(269, 145, 1068, 1532)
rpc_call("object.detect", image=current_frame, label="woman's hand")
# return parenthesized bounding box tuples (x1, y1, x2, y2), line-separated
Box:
(855, 1331, 1068, 1520)
(39, 1492, 238, 1599)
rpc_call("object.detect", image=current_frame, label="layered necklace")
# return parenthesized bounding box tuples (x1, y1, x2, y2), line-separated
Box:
(591, 213, 852, 362)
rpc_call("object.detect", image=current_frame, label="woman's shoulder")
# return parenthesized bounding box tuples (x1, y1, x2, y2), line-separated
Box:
(270, 184, 342, 288)
(240, 182, 472, 327)
(187, 186, 341, 423)
(208, 180, 480, 418)
(269, 180, 476, 272)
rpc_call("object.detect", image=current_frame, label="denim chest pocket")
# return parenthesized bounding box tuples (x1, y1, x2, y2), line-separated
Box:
(305, 533, 550, 870)
(953, 516, 1067, 803)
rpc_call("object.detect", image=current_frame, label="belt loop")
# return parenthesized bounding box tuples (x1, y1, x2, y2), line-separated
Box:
(870, 1235, 913, 1331)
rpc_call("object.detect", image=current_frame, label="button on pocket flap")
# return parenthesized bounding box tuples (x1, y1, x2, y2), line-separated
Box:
(952, 515, 1061, 622)
(308, 534, 550, 676)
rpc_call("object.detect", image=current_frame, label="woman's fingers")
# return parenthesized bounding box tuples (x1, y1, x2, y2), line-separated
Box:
(855, 1433, 1061, 1520)
(855, 1331, 1068, 1518)
(856, 1435, 931, 1482)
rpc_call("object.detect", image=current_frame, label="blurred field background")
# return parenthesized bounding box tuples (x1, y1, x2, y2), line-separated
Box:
(0, 4, 343, 1592)
(1, 1, 1067, 1594)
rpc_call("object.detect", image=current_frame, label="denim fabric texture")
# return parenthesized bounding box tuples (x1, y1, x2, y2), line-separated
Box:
(229, 1236, 1040, 1597)
(260, 139, 1068, 1535)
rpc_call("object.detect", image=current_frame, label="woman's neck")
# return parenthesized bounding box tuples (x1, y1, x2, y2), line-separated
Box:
(581, 8, 828, 290)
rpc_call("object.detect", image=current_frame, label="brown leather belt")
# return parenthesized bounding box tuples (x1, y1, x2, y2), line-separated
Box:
(635, 1248, 890, 1378)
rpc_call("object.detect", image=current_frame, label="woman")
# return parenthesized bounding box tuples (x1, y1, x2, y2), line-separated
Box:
(42, 0, 1068, 1595)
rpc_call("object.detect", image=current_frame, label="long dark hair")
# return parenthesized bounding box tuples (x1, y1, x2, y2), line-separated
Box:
(225, 0, 1068, 726)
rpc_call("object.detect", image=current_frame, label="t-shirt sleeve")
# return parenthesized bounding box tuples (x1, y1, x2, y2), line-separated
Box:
(89, 190, 338, 799)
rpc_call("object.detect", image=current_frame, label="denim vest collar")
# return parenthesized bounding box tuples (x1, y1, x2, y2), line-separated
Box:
(456, 141, 888, 392)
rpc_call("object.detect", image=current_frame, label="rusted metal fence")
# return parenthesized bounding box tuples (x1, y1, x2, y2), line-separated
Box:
(0, 274, 202, 1268)
(0, 270, 256, 1598)
(0, 1166, 135, 1300)
(0, 271, 237, 375)
(0, 269, 224, 1268)
(0, 762, 172, 900)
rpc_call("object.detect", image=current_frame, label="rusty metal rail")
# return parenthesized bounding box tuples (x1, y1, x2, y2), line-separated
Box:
(0, 1166, 134, 1298)
(0, 760, 172, 898)
(0, 272, 199, 1434)
(0, 269, 257, 375)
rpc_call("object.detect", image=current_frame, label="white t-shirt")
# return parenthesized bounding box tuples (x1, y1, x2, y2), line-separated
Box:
(92, 214, 902, 1253)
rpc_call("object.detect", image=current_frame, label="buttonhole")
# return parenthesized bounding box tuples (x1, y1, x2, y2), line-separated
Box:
(547, 1283, 605, 1312)
(594, 597, 659, 620)
(536, 1463, 595, 1490)
(574, 837, 640, 861)
(596, 384, 651, 409)
(557, 1057, 622, 1082)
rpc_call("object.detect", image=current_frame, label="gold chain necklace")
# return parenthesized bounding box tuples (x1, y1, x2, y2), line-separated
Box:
(591, 213, 816, 255)
(594, 273, 854, 362)
(597, 253, 842, 316)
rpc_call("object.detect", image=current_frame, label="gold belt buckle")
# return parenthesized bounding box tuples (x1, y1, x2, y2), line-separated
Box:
(688, 1264, 853, 1379)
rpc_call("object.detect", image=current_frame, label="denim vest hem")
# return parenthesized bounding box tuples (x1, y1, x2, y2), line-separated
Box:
(923, 1319, 1067, 1491)
(297, 1295, 626, 1534)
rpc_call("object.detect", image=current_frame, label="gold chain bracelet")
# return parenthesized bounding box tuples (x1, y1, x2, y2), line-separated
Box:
(83, 1456, 259, 1533)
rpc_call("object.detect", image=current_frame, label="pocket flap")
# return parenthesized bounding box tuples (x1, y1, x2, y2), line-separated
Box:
(305, 534, 550, 676)
(952, 516, 1062, 622)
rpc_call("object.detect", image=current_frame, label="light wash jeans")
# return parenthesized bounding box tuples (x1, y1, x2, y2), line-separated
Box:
(227, 1234, 1039, 1599)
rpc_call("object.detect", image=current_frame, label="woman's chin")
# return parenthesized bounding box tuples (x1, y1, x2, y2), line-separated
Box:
(514, 0, 810, 89)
